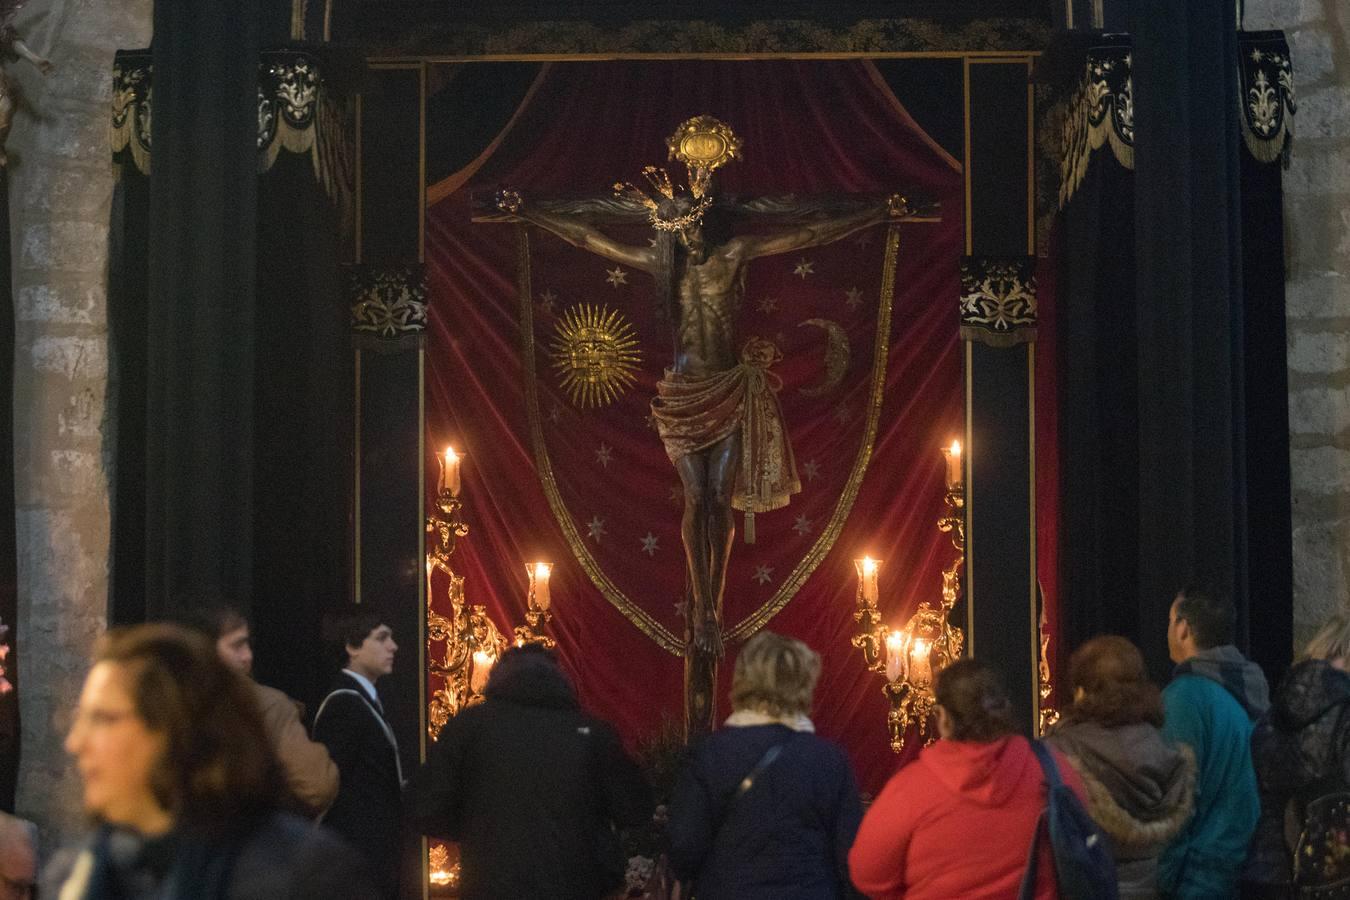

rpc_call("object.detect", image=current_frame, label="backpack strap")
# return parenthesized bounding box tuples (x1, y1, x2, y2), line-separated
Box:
(1017, 740, 1059, 900)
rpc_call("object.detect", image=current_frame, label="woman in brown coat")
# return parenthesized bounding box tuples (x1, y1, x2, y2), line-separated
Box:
(1045, 636, 1196, 899)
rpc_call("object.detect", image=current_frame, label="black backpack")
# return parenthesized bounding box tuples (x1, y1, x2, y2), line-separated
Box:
(1017, 739, 1119, 900)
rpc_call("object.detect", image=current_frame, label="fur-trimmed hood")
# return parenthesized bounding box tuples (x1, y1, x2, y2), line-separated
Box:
(1047, 721, 1196, 859)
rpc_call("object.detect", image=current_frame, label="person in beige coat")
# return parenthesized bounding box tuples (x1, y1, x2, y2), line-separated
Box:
(177, 603, 339, 817)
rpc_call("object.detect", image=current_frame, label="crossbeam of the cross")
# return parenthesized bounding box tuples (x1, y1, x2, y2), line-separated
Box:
(471, 191, 939, 224)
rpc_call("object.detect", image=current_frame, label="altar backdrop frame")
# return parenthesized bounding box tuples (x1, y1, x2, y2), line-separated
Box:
(349, 48, 1050, 816)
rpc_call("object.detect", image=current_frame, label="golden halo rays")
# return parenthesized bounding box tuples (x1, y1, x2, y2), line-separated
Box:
(550, 304, 642, 409)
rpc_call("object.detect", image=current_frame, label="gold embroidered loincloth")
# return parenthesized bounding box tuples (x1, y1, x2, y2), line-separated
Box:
(650, 339, 801, 514)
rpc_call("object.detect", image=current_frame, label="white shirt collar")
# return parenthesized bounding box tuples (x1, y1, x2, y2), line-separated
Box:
(342, 668, 380, 704)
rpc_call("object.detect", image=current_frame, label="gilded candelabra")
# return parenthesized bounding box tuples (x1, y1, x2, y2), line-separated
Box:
(513, 562, 556, 648)
(852, 442, 966, 752)
(425, 449, 510, 741)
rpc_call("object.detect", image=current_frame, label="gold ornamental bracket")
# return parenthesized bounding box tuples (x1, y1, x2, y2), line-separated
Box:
(852, 442, 967, 753)
(667, 115, 742, 172)
(666, 115, 742, 198)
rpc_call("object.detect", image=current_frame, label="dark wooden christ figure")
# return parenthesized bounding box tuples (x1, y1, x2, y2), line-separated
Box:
(497, 188, 912, 736)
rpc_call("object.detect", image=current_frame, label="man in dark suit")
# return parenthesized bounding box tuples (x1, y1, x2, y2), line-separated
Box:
(314, 607, 402, 897)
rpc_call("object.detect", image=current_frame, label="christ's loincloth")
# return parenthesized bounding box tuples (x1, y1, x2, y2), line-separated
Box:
(650, 340, 801, 515)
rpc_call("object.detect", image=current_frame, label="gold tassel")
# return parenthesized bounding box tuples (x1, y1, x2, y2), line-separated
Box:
(744, 512, 756, 544)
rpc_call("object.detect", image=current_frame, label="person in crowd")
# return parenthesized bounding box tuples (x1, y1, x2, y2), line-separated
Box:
(175, 603, 338, 818)
(0, 812, 36, 900)
(1242, 611, 1350, 898)
(405, 643, 651, 900)
(665, 631, 862, 899)
(1045, 635, 1195, 898)
(1160, 582, 1267, 898)
(849, 657, 1086, 899)
(46, 623, 376, 899)
(313, 606, 402, 899)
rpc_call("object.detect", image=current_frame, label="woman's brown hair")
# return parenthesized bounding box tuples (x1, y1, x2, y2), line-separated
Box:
(1064, 635, 1163, 728)
(94, 623, 282, 829)
(934, 658, 1016, 742)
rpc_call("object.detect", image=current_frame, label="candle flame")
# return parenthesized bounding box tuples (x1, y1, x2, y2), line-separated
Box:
(861, 556, 878, 576)
(444, 446, 459, 464)
(949, 440, 961, 456)
(885, 630, 906, 650)
(472, 650, 495, 667)
(533, 562, 552, 580)
(912, 637, 931, 657)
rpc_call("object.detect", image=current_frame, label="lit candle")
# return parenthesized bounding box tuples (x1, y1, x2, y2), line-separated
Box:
(529, 561, 553, 612)
(439, 447, 462, 496)
(855, 557, 881, 604)
(470, 650, 495, 693)
(885, 630, 906, 683)
(910, 638, 933, 687)
(943, 440, 962, 490)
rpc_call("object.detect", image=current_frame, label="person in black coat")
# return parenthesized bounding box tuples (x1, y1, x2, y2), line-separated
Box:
(667, 631, 863, 900)
(405, 643, 653, 900)
(1242, 612, 1350, 898)
(314, 608, 403, 898)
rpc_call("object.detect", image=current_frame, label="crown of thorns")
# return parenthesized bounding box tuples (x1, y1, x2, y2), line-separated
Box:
(613, 165, 714, 233)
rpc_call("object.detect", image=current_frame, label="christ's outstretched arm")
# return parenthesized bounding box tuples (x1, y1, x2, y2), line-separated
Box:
(734, 194, 910, 261)
(498, 190, 657, 272)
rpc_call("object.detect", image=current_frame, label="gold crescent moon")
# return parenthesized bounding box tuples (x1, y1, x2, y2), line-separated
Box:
(797, 318, 850, 397)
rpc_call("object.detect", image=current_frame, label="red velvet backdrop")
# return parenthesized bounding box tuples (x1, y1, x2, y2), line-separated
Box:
(426, 61, 964, 793)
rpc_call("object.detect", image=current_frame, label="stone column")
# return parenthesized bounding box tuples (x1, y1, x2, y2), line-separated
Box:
(1246, 0, 1350, 647)
(7, 0, 151, 847)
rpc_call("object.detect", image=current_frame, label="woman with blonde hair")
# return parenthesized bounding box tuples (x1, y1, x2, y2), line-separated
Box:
(667, 631, 862, 899)
(1243, 611, 1350, 898)
(47, 623, 376, 900)
(1044, 636, 1195, 899)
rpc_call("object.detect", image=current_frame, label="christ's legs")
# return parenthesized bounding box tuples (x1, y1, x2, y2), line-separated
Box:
(675, 450, 712, 650)
(703, 430, 741, 654)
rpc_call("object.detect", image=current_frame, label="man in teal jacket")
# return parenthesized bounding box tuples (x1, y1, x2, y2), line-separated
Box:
(1160, 583, 1269, 899)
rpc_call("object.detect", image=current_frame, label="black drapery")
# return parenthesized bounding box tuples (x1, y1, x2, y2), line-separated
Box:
(110, 28, 354, 708)
(1053, 15, 1295, 681)
(141, 0, 261, 618)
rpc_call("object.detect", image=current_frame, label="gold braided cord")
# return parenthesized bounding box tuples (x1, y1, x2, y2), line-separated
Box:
(517, 226, 686, 654)
(724, 224, 898, 641)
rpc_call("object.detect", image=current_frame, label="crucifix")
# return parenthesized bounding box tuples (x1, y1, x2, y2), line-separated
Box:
(483, 116, 923, 737)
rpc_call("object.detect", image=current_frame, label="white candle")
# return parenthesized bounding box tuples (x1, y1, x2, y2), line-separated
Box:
(911, 638, 933, 687)
(470, 650, 494, 693)
(439, 447, 462, 496)
(885, 631, 906, 683)
(530, 562, 553, 612)
(856, 557, 881, 604)
(943, 440, 962, 490)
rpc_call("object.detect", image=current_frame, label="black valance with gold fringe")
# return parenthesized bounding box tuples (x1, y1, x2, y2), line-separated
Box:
(111, 47, 356, 212)
(1050, 30, 1294, 208)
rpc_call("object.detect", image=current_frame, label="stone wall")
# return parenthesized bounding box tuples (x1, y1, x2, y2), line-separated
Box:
(1246, 0, 1350, 646)
(8, 0, 151, 848)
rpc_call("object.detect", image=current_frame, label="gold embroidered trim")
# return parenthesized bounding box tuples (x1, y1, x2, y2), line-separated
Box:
(725, 224, 897, 641)
(518, 226, 685, 653)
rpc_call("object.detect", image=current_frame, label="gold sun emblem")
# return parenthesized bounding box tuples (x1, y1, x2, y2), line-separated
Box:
(550, 304, 642, 409)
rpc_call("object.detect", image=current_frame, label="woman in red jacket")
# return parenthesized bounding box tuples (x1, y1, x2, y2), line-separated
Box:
(849, 658, 1087, 899)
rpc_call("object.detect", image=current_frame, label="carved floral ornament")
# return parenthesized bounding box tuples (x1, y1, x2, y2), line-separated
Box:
(111, 48, 354, 212)
(1055, 32, 1295, 208)
(960, 256, 1037, 348)
(347, 264, 428, 347)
